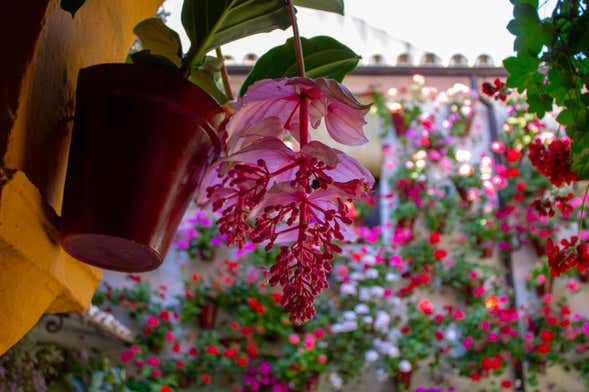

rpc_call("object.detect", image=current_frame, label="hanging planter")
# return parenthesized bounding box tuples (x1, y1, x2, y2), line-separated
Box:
(61, 63, 225, 272)
(393, 369, 413, 390)
(197, 302, 219, 330)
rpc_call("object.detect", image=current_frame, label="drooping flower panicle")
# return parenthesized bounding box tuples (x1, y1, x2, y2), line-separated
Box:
(200, 77, 374, 322)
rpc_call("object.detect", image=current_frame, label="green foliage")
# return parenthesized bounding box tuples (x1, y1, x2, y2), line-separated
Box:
(505, 0, 589, 178)
(293, 0, 344, 14)
(133, 18, 183, 67)
(0, 337, 66, 391)
(181, 0, 292, 67)
(240, 36, 360, 95)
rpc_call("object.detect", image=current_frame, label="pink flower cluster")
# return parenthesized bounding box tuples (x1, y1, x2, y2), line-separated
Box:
(200, 78, 374, 322)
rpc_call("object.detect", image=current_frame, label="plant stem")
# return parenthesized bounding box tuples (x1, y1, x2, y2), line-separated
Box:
(286, 0, 305, 78)
(577, 183, 589, 238)
(215, 47, 234, 100)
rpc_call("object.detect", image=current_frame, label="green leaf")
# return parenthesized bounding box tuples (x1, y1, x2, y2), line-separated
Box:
(503, 54, 542, 91)
(133, 18, 183, 67)
(293, 0, 344, 14)
(510, 0, 538, 6)
(182, 0, 292, 66)
(189, 69, 229, 105)
(240, 36, 360, 96)
(557, 109, 574, 126)
(60, 0, 86, 17)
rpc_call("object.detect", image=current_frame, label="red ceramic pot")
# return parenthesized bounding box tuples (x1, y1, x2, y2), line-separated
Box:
(391, 112, 408, 137)
(394, 370, 413, 390)
(61, 63, 225, 272)
(198, 302, 218, 330)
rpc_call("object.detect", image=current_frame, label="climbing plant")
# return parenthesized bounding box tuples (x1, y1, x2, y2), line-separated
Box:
(503, 0, 589, 178)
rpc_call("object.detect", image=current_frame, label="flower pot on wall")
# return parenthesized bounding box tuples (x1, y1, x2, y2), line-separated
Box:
(391, 112, 408, 137)
(61, 63, 225, 272)
(198, 302, 218, 330)
(393, 370, 413, 390)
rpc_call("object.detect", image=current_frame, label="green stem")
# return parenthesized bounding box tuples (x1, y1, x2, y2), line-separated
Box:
(286, 0, 305, 78)
(215, 47, 234, 100)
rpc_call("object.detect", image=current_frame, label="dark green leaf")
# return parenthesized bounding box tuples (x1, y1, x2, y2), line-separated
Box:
(240, 36, 360, 96)
(293, 0, 344, 14)
(182, 0, 291, 66)
(510, 0, 538, 6)
(133, 18, 183, 67)
(557, 109, 574, 126)
(60, 0, 86, 17)
(527, 92, 553, 117)
(503, 54, 542, 91)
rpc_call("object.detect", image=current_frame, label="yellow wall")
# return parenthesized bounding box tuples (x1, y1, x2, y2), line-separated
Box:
(0, 0, 163, 354)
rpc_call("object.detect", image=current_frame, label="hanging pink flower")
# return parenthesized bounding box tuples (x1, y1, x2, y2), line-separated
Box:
(199, 77, 373, 323)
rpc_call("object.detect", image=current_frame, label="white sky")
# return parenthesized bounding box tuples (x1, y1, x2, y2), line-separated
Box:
(162, 0, 558, 66)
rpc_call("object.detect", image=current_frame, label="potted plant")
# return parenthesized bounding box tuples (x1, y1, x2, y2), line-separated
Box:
(60, 0, 354, 272)
(175, 208, 223, 261)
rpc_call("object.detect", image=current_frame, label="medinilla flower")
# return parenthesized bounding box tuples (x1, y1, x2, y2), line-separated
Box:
(199, 77, 374, 323)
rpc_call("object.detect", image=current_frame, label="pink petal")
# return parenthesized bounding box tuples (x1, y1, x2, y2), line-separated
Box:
(301, 141, 340, 168)
(328, 150, 374, 186)
(231, 137, 296, 173)
(227, 117, 285, 152)
(315, 78, 370, 146)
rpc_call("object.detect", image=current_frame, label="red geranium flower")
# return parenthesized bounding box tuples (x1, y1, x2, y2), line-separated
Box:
(528, 137, 577, 187)
(536, 343, 551, 354)
(417, 299, 434, 315)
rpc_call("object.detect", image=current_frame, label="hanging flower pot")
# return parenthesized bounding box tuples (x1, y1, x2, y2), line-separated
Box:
(391, 111, 408, 137)
(536, 276, 554, 297)
(197, 302, 218, 330)
(393, 370, 413, 390)
(61, 63, 225, 272)
(305, 371, 320, 392)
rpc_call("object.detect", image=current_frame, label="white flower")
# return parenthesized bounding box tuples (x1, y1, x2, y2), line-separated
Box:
(446, 328, 457, 341)
(358, 288, 371, 301)
(329, 373, 343, 390)
(354, 303, 370, 314)
(365, 350, 379, 362)
(371, 286, 385, 297)
(363, 315, 373, 324)
(349, 272, 363, 281)
(384, 272, 399, 282)
(332, 320, 358, 333)
(362, 255, 376, 266)
(365, 268, 379, 279)
(375, 368, 388, 382)
(340, 283, 356, 296)
(343, 311, 357, 321)
(398, 359, 412, 373)
(374, 311, 391, 332)
(386, 345, 400, 358)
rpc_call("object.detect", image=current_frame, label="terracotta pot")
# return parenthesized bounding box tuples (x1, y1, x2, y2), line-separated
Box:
(530, 237, 545, 257)
(61, 63, 224, 272)
(391, 112, 408, 137)
(394, 370, 413, 390)
(579, 269, 589, 283)
(481, 246, 494, 259)
(198, 302, 218, 330)
(305, 372, 320, 391)
(455, 185, 472, 209)
(536, 276, 554, 297)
